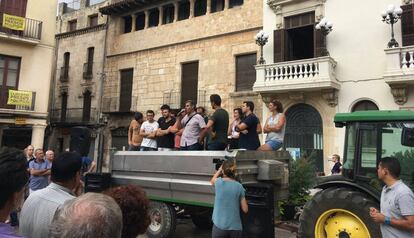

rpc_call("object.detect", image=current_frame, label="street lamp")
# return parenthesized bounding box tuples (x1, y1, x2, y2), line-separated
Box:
(315, 17, 333, 35)
(255, 30, 269, 64)
(381, 4, 403, 48)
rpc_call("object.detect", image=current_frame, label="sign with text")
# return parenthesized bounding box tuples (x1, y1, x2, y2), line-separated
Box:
(2, 13, 25, 31)
(7, 90, 32, 107)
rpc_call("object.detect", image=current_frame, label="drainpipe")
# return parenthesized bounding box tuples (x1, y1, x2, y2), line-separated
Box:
(96, 13, 110, 173)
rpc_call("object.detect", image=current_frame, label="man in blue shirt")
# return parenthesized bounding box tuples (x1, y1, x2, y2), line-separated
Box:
(28, 149, 51, 193)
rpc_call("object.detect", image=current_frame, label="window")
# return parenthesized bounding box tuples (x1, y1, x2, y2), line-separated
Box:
(83, 48, 94, 79)
(181, 62, 199, 108)
(148, 8, 159, 27)
(235, 54, 256, 92)
(123, 16, 132, 33)
(194, 0, 207, 17)
(68, 19, 77, 31)
(178, 0, 190, 21)
(60, 92, 68, 122)
(211, 0, 224, 13)
(119, 69, 133, 112)
(135, 12, 145, 30)
(0, 55, 20, 109)
(82, 91, 92, 122)
(89, 14, 98, 27)
(163, 4, 175, 24)
(229, 0, 243, 8)
(61, 52, 70, 82)
(0, 0, 27, 17)
(352, 100, 379, 112)
(273, 12, 327, 62)
(401, 4, 414, 46)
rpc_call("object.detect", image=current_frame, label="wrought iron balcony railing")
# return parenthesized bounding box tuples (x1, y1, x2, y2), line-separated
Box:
(50, 107, 98, 124)
(0, 13, 42, 41)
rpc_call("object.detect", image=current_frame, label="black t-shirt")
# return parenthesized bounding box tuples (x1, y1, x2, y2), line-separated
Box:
(238, 113, 260, 150)
(157, 117, 176, 148)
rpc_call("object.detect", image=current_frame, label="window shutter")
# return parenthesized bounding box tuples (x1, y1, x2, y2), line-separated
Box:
(119, 69, 133, 112)
(235, 54, 256, 92)
(314, 27, 327, 57)
(401, 4, 414, 46)
(273, 29, 285, 62)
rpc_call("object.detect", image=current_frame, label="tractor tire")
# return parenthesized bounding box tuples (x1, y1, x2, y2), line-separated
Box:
(298, 187, 381, 238)
(191, 208, 213, 229)
(147, 201, 176, 238)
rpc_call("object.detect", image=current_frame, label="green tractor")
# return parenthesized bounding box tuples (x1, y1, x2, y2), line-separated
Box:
(298, 110, 414, 238)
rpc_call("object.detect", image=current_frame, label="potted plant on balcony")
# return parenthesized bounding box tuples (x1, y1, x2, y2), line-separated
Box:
(280, 153, 316, 221)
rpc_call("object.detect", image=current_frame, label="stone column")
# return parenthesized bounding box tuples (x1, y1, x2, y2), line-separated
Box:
(207, 0, 211, 14)
(31, 124, 47, 149)
(144, 10, 149, 28)
(174, 2, 179, 22)
(131, 14, 136, 31)
(158, 6, 163, 26)
(190, 0, 195, 18)
(224, 0, 229, 9)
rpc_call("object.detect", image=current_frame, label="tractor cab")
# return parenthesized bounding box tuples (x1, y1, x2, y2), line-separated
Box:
(335, 110, 414, 195)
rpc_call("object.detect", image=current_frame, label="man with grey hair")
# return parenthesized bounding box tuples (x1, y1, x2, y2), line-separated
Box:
(45, 150, 54, 164)
(49, 193, 123, 238)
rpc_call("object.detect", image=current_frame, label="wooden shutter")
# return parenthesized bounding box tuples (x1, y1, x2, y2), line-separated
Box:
(0, 0, 27, 16)
(314, 27, 327, 57)
(82, 91, 92, 122)
(181, 62, 199, 107)
(401, 4, 414, 46)
(235, 54, 256, 92)
(274, 29, 285, 62)
(119, 69, 133, 112)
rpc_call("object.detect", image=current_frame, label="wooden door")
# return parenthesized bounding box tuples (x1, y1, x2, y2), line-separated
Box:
(82, 91, 92, 122)
(119, 69, 133, 112)
(0, 55, 20, 109)
(181, 62, 199, 108)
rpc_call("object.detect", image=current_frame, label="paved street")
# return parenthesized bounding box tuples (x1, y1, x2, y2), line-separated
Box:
(139, 218, 297, 238)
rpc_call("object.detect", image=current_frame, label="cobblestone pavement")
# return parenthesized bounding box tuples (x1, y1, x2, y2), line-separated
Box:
(138, 218, 297, 238)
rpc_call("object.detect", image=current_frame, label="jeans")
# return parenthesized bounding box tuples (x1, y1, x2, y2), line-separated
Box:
(207, 142, 227, 150)
(140, 147, 157, 151)
(212, 225, 242, 238)
(128, 145, 140, 151)
(180, 143, 203, 151)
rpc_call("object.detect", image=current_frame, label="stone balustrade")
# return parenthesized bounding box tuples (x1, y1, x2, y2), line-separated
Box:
(383, 46, 414, 85)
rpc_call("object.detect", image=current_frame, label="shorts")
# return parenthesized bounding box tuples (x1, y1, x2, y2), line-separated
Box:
(265, 139, 283, 151)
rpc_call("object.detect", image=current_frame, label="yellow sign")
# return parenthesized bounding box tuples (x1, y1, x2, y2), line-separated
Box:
(7, 90, 32, 107)
(2, 13, 25, 31)
(15, 117, 26, 125)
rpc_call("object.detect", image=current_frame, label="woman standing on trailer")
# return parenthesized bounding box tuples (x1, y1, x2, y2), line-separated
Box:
(258, 99, 286, 151)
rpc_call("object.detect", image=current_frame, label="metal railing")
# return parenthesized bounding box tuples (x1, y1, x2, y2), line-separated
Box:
(0, 13, 42, 40)
(50, 107, 98, 123)
(0, 90, 36, 111)
(83, 62, 93, 79)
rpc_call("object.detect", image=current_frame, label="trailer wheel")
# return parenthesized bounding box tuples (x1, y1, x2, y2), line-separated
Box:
(191, 208, 213, 229)
(298, 187, 380, 238)
(147, 201, 176, 238)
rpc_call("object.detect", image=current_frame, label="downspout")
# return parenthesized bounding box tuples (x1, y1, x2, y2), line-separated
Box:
(96, 13, 110, 173)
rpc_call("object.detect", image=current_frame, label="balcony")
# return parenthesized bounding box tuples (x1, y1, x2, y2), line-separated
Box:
(383, 46, 414, 105)
(0, 90, 36, 111)
(50, 108, 98, 124)
(254, 56, 340, 94)
(60, 66, 69, 82)
(0, 13, 42, 44)
(83, 62, 93, 80)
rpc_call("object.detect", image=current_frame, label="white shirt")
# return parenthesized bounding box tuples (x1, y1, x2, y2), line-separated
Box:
(140, 120, 159, 148)
(20, 183, 75, 238)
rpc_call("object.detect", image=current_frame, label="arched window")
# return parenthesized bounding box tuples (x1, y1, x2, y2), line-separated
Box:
(352, 100, 379, 112)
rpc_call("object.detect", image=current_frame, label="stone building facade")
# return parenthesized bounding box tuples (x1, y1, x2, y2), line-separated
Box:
(48, 0, 108, 159)
(0, 0, 56, 149)
(99, 0, 264, 168)
(257, 0, 414, 174)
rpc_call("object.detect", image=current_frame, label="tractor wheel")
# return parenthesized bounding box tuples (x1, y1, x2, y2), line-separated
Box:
(147, 201, 176, 238)
(298, 187, 381, 238)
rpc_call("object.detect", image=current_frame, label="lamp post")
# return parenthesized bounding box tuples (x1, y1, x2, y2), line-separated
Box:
(381, 4, 403, 48)
(315, 17, 333, 56)
(255, 30, 269, 64)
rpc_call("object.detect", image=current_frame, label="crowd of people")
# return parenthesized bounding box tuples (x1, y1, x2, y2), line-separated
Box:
(128, 94, 287, 152)
(0, 148, 150, 238)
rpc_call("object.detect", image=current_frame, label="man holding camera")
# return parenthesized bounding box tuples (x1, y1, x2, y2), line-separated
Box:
(170, 100, 207, 150)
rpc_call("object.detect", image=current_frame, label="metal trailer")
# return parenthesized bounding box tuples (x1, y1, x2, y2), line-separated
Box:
(108, 150, 290, 238)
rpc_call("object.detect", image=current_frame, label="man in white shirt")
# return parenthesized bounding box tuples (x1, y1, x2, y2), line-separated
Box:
(20, 152, 82, 238)
(140, 110, 159, 151)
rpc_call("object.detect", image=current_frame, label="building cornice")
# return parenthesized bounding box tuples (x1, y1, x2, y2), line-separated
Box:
(55, 24, 107, 39)
(99, 0, 165, 15)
